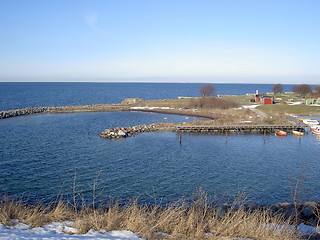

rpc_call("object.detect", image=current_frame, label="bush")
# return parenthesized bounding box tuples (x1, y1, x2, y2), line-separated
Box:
(189, 97, 239, 109)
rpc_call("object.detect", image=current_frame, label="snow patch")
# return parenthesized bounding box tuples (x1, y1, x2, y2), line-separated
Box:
(286, 101, 303, 105)
(0, 222, 144, 240)
(130, 107, 174, 110)
(240, 105, 260, 109)
(263, 223, 320, 236)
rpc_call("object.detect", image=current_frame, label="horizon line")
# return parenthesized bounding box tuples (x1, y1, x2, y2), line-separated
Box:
(0, 81, 318, 86)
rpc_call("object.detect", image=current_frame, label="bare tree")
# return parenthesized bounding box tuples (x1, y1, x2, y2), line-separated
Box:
(292, 84, 312, 97)
(313, 86, 320, 97)
(199, 84, 216, 97)
(272, 84, 283, 94)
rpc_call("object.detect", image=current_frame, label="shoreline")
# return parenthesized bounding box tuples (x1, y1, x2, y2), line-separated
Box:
(0, 99, 291, 124)
(0, 192, 318, 239)
(0, 104, 215, 120)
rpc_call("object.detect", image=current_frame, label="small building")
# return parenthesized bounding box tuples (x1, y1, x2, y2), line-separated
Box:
(261, 96, 274, 104)
(306, 97, 320, 105)
(252, 90, 274, 104)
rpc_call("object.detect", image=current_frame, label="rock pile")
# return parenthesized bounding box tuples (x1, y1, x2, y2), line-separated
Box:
(99, 123, 177, 138)
(269, 202, 320, 226)
(0, 107, 48, 119)
(215, 202, 320, 227)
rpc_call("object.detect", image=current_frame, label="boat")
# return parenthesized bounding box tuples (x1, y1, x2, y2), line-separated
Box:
(303, 119, 320, 126)
(297, 118, 312, 122)
(276, 130, 287, 136)
(311, 126, 320, 135)
(292, 130, 304, 136)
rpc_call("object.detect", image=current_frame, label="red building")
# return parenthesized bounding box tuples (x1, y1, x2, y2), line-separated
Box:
(261, 97, 274, 104)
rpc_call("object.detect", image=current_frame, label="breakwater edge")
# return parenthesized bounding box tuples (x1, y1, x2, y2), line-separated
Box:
(0, 104, 131, 119)
(99, 123, 304, 138)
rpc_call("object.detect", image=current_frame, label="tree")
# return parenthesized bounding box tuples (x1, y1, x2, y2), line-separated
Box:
(292, 84, 312, 97)
(272, 84, 283, 94)
(199, 84, 216, 97)
(313, 86, 320, 97)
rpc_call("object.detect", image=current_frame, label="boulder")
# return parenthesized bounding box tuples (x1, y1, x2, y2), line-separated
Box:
(118, 130, 126, 136)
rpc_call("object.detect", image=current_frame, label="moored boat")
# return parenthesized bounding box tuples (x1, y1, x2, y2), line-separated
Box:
(292, 130, 304, 136)
(311, 126, 320, 135)
(297, 118, 311, 122)
(303, 119, 320, 126)
(276, 130, 287, 136)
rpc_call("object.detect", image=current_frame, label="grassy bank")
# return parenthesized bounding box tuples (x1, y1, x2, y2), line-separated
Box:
(132, 97, 270, 125)
(2, 94, 317, 125)
(258, 104, 320, 116)
(0, 192, 300, 240)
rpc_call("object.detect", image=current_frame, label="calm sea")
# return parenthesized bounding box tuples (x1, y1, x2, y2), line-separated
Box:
(0, 82, 319, 205)
(0, 82, 301, 111)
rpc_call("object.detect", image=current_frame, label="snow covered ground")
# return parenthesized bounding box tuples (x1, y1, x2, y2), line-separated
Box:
(240, 105, 260, 109)
(0, 222, 144, 240)
(130, 107, 174, 110)
(1, 221, 319, 239)
(286, 101, 303, 105)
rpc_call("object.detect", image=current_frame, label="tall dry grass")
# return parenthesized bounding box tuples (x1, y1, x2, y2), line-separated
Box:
(0, 191, 299, 239)
(189, 97, 239, 110)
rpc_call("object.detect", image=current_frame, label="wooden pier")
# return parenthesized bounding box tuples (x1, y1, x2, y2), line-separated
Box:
(176, 125, 304, 133)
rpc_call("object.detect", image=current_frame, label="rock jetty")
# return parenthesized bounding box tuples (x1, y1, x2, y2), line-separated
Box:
(0, 107, 48, 119)
(0, 104, 130, 120)
(99, 123, 177, 138)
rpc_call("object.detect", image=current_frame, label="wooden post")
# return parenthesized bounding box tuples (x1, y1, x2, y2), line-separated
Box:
(179, 132, 182, 144)
(264, 130, 266, 144)
(299, 133, 301, 144)
(226, 130, 228, 144)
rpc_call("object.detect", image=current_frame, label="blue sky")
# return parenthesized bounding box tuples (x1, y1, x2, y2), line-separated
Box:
(1, 0, 320, 83)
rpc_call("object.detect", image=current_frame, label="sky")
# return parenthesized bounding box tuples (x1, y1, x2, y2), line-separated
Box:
(0, 0, 320, 83)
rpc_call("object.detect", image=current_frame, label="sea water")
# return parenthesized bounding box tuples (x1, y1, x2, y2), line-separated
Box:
(0, 82, 319, 205)
(0, 82, 301, 111)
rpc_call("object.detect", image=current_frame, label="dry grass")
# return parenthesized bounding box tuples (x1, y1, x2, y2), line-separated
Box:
(135, 97, 239, 111)
(182, 108, 265, 126)
(0, 192, 300, 240)
(188, 97, 239, 110)
(258, 104, 320, 116)
(135, 98, 196, 109)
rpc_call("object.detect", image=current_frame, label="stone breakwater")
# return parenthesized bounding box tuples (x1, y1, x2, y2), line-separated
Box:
(99, 123, 177, 138)
(0, 104, 130, 119)
(49, 104, 129, 113)
(100, 124, 303, 138)
(0, 107, 48, 119)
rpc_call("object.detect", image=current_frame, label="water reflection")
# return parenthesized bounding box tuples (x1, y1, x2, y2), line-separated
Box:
(313, 134, 320, 143)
